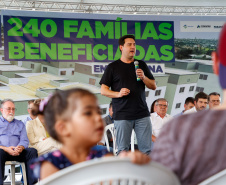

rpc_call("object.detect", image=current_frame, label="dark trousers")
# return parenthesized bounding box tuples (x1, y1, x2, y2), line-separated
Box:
(0, 148, 38, 185)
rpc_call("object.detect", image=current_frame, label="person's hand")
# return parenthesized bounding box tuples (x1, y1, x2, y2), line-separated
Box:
(118, 88, 130, 97)
(136, 69, 145, 80)
(14, 145, 24, 154)
(119, 151, 151, 164)
(5, 146, 20, 156)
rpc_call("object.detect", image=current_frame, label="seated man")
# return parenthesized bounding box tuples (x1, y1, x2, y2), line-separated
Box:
(184, 92, 208, 114)
(0, 99, 38, 185)
(150, 98, 172, 143)
(23, 100, 37, 125)
(174, 97, 194, 117)
(151, 24, 226, 185)
(102, 102, 114, 147)
(208, 92, 221, 109)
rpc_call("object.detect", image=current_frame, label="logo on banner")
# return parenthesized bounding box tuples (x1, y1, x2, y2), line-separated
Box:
(214, 26, 223, 29)
(181, 21, 225, 32)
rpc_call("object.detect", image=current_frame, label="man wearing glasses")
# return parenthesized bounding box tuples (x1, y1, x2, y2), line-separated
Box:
(208, 92, 221, 109)
(23, 100, 37, 125)
(0, 99, 38, 185)
(150, 98, 172, 143)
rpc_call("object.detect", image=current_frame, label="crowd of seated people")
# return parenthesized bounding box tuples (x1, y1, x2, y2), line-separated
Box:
(0, 90, 224, 184)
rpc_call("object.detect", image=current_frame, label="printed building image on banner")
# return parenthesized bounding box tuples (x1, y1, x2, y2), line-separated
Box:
(0, 10, 225, 121)
(3, 16, 175, 63)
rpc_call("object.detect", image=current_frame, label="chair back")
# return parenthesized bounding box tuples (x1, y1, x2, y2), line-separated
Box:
(38, 157, 181, 185)
(104, 124, 136, 155)
(104, 124, 117, 155)
(198, 169, 226, 185)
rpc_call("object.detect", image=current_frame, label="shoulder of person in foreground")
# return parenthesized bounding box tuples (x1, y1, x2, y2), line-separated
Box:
(31, 150, 72, 180)
(151, 109, 224, 168)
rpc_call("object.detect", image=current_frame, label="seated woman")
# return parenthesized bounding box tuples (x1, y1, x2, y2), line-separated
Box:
(26, 99, 61, 156)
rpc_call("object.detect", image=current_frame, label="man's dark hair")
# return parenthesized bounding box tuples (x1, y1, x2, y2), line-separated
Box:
(208, 92, 220, 101)
(195, 92, 208, 102)
(118, 35, 135, 47)
(185, 97, 195, 105)
(150, 99, 158, 113)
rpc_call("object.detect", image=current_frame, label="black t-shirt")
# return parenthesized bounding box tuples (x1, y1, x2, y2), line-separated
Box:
(99, 59, 155, 120)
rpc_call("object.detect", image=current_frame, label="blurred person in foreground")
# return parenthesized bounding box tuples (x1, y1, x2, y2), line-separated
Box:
(151, 24, 226, 185)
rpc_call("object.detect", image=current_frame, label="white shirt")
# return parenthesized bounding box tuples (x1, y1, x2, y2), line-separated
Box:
(184, 106, 197, 114)
(151, 112, 172, 137)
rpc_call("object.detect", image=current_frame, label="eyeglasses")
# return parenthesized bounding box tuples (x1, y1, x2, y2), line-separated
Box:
(157, 104, 168, 108)
(210, 100, 220, 103)
(3, 108, 17, 111)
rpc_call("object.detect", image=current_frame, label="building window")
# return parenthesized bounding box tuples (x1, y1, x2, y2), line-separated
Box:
(199, 74, 203, 79)
(43, 67, 47, 72)
(155, 90, 161, 96)
(60, 71, 66, 75)
(179, 87, 185, 93)
(189, 86, 194, 92)
(196, 86, 204, 92)
(89, 78, 96, 85)
(196, 87, 200, 92)
(100, 108, 107, 115)
(203, 75, 208, 80)
(31, 64, 34, 69)
(176, 103, 181, 109)
(145, 91, 149, 97)
(199, 74, 208, 80)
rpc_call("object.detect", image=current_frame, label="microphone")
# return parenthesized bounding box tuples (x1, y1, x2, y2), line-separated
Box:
(134, 61, 141, 81)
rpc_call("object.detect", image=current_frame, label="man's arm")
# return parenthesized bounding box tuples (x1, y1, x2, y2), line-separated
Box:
(143, 77, 157, 90)
(136, 69, 156, 90)
(17, 123, 29, 149)
(101, 84, 130, 98)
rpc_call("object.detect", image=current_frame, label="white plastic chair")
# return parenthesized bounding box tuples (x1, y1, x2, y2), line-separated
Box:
(38, 157, 181, 185)
(5, 161, 27, 185)
(104, 124, 117, 155)
(130, 129, 135, 152)
(104, 124, 136, 155)
(198, 169, 226, 185)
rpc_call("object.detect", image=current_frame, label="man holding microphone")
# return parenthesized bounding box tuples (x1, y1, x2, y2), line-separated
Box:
(100, 35, 156, 155)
